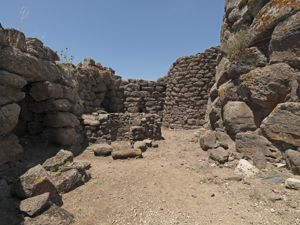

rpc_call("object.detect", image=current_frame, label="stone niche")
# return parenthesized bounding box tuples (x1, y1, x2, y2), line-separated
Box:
(163, 47, 222, 129)
(82, 112, 163, 143)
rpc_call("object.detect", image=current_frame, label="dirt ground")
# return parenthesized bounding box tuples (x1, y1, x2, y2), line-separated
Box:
(62, 129, 300, 225)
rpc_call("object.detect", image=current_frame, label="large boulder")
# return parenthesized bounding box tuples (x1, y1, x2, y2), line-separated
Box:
(14, 164, 58, 200)
(0, 28, 26, 51)
(20, 192, 51, 217)
(250, 0, 300, 44)
(0, 70, 27, 88)
(223, 101, 256, 135)
(236, 132, 282, 168)
(0, 46, 62, 82)
(0, 134, 23, 166)
(43, 112, 80, 128)
(24, 205, 74, 225)
(43, 128, 81, 146)
(0, 103, 21, 135)
(26, 38, 59, 62)
(285, 149, 300, 174)
(30, 81, 63, 102)
(239, 63, 300, 110)
(270, 12, 300, 69)
(0, 85, 25, 106)
(261, 102, 300, 147)
(42, 150, 74, 172)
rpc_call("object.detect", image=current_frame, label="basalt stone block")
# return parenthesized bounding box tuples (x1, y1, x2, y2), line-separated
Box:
(0, 103, 21, 135)
(0, 28, 26, 51)
(30, 81, 63, 102)
(0, 134, 23, 166)
(43, 112, 80, 128)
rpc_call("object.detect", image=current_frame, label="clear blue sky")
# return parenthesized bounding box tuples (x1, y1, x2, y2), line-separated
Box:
(1, 0, 224, 80)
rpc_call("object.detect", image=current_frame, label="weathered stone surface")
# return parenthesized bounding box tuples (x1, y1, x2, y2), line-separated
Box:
(270, 12, 300, 69)
(0, 46, 62, 82)
(261, 102, 300, 147)
(0, 70, 27, 88)
(133, 141, 148, 152)
(250, 0, 300, 44)
(0, 28, 26, 51)
(30, 81, 63, 102)
(26, 38, 59, 61)
(43, 128, 80, 146)
(42, 150, 74, 172)
(200, 130, 217, 151)
(0, 85, 25, 106)
(24, 205, 74, 225)
(239, 63, 300, 109)
(209, 147, 229, 164)
(15, 164, 57, 199)
(44, 112, 80, 128)
(236, 132, 282, 167)
(112, 149, 143, 160)
(20, 192, 51, 217)
(227, 47, 267, 79)
(0, 179, 11, 199)
(285, 149, 300, 174)
(235, 159, 259, 177)
(29, 99, 73, 113)
(218, 80, 239, 106)
(215, 57, 230, 87)
(0, 103, 21, 135)
(88, 143, 113, 156)
(223, 101, 256, 135)
(0, 134, 23, 166)
(285, 178, 300, 190)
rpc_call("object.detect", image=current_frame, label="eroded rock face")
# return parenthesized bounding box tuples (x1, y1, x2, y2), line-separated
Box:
(42, 150, 74, 172)
(239, 63, 300, 110)
(270, 12, 300, 69)
(261, 102, 300, 147)
(0, 28, 26, 51)
(26, 38, 59, 62)
(223, 101, 256, 135)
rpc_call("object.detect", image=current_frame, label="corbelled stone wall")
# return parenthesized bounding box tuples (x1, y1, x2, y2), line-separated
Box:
(204, 0, 300, 174)
(82, 112, 162, 143)
(163, 47, 222, 129)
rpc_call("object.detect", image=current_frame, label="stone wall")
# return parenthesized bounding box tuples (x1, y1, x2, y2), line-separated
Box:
(204, 0, 300, 174)
(82, 112, 162, 143)
(121, 78, 166, 116)
(0, 29, 84, 168)
(163, 47, 221, 129)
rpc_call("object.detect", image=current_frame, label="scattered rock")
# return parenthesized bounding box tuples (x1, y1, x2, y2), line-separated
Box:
(20, 192, 51, 217)
(285, 149, 300, 175)
(200, 129, 217, 151)
(88, 143, 113, 156)
(42, 150, 74, 172)
(235, 159, 259, 177)
(112, 149, 143, 160)
(24, 205, 74, 225)
(285, 178, 300, 190)
(134, 141, 148, 152)
(209, 147, 229, 164)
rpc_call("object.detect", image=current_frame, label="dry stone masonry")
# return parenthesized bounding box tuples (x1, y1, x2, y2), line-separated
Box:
(163, 47, 221, 129)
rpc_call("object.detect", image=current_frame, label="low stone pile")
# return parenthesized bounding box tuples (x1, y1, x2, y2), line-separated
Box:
(163, 47, 221, 129)
(1, 149, 90, 225)
(82, 112, 162, 143)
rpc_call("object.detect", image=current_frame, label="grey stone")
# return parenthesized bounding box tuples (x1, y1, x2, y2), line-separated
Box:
(285, 149, 300, 175)
(261, 102, 300, 148)
(26, 38, 59, 61)
(88, 143, 113, 156)
(235, 159, 259, 177)
(0, 85, 25, 106)
(0, 70, 27, 88)
(0, 103, 21, 135)
(20, 192, 51, 217)
(199, 129, 217, 151)
(43, 128, 80, 146)
(223, 101, 256, 135)
(0, 134, 23, 166)
(42, 150, 74, 172)
(209, 147, 229, 164)
(24, 205, 74, 225)
(0, 28, 26, 51)
(112, 149, 143, 160)
(30, 81, 63, 102)
(43, 112, 80, 128)
(285, 178, 300, 190)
